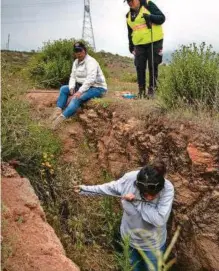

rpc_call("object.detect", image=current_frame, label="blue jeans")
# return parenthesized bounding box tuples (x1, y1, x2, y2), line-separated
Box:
(130, 244, 165, 271)
(56, 85, 107, 118)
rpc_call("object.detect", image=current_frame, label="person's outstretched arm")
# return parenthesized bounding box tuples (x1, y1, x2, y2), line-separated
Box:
(74, 174, 129, 197)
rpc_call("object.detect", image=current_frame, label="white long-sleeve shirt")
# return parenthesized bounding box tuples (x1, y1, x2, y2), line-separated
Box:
(80, 170, 174, 250)
(68, 54, 107, 93)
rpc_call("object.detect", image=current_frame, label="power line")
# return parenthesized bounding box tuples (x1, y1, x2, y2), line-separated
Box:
(1, 17, 78, 24)
(2, 0, 77, 8)
(1, 34, 34, 51)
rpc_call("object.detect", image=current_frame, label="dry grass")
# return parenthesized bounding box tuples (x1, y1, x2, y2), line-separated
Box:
(93, 76, 219, 138)
(1, 205, 15, 268)
(164, 105, 219, 138)
(41, 136, 121, 271)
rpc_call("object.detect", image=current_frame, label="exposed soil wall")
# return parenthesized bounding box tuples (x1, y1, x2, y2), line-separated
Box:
(7, 92, 219, 271)
(1, 163, 80, 271)
(76, 104, 219, 271)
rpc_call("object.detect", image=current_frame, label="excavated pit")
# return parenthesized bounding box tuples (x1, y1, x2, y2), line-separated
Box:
(2, 91, 219, 271)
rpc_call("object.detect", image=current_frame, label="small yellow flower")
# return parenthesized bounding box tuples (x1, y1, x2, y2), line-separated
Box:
(45, 162, 51, 168)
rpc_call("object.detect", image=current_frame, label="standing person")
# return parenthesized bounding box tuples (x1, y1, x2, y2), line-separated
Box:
(74, 160, 174, 271)
(50, 41, 107, 130)
(125, 0, 165, 98)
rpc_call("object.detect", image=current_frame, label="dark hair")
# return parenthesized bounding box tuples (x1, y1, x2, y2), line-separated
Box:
(73, 41, 87, 53)
(152, 159, 167, 176)
(136, 161, 166, 195)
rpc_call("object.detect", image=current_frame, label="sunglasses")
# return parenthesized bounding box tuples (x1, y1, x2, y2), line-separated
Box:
(126, 0, 134, 3)
(136, 180, 161, 191)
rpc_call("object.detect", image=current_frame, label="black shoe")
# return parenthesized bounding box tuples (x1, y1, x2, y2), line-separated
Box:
(147, 87, 155, 98)
(138, 87, 146, 99)
(138, 92, 142, 99)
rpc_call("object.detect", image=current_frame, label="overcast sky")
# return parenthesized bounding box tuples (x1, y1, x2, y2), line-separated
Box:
(1, 0, 219, 56)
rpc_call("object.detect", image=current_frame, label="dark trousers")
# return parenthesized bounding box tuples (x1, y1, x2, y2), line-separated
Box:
(135, 39, 163, 92)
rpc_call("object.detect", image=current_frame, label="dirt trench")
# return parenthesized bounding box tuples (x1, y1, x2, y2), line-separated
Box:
(74, 103, 219, 271)
(4, 92, 219, 271)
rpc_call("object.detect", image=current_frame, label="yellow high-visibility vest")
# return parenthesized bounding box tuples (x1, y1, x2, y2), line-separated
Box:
(127, 3, 163, 45)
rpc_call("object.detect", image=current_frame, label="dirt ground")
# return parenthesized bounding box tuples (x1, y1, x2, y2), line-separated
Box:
(2, 89, 219, 271)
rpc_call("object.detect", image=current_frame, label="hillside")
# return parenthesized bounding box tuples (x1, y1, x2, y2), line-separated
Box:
(1, 50, 219, 271)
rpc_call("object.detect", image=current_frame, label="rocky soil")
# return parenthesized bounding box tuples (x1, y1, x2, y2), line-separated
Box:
(76, 104, 219, 271)
(2, 91, 219, 271)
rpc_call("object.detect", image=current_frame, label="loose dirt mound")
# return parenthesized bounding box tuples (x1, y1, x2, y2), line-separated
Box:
(27, 91, 58, 111)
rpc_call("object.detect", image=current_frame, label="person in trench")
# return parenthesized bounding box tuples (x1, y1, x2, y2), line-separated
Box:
(74, 160, 174, 271)
(50, 41, 107, 130)
(125, 0, 165, 98)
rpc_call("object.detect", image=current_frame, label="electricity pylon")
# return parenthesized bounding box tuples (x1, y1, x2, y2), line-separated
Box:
(82, 0, 96, 51)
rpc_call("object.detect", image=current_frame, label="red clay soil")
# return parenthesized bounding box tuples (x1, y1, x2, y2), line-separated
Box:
(20, 91, 219, 270)
(1, 162, 80, 271)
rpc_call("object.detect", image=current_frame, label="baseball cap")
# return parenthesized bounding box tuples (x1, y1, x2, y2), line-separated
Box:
(73, 42, 86, 53)
(136, 165, 165, 195)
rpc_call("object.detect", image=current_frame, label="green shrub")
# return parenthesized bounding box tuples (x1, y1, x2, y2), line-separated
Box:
(158, 43, 219, 111)
(1, 67, 61, 177)
(27, 39, 108, 88)
(27, 39, 75, 88)
(121, 72, 137, 83)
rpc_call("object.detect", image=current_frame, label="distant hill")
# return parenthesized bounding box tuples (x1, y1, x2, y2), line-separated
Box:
(1, 49, 171, 80)
(96, 50, 136, 78)
(163, 50, 174, 63)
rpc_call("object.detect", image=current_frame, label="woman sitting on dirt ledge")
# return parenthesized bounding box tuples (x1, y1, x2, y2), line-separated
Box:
(74, 160, 174, 271)
(50, 41, 107, 130)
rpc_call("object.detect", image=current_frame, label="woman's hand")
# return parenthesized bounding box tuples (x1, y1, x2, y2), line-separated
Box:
(73, 92, 82, 98)
(122, 193, 135, 201)
(69, 88, 75, 95)
(73, 185, 82, 193)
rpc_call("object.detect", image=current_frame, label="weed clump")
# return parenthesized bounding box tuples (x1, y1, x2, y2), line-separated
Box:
(120, 72, 137, 83)
(158, 43, 219, 111)
(1, 62, 61, 181)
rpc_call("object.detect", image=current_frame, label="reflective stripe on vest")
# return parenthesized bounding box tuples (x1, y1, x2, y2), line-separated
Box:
(127, 5, 163, 45)
(132, 23, 147, 31)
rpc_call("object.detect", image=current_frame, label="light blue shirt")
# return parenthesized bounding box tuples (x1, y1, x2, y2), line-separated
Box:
(80, 170, 174, 250)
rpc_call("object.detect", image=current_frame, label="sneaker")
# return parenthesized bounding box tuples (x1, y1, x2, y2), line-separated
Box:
(50, 107, 62, 121)
(51, 114, 66, 130)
